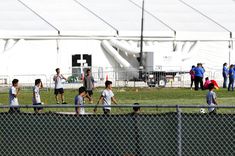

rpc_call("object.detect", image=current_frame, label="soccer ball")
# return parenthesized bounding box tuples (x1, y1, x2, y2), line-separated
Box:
(200, 108, 205, 114)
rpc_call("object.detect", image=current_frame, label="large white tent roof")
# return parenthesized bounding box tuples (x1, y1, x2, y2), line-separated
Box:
(0, 0, 57, 36)
(0, 0, 235, 40)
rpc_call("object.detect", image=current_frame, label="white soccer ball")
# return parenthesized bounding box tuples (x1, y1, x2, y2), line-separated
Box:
(200, 108, 205, 114)
(41, 102, 44, 105)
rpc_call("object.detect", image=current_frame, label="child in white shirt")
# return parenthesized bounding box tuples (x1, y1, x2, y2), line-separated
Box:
(33, 79, 43, 113)
(94, 81, 117, 114)
(9, 79, 20, 113)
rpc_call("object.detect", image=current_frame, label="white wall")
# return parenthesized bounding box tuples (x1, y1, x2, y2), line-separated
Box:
(0, 39, 118, 83)
(153, 41, 233, 72)
(0, 39, 233, 84)
(58, 40, 118, 74)
(0, 40, 57, 76)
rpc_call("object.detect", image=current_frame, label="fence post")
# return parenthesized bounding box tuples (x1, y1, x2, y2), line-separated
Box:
(176, 105, 182, 156)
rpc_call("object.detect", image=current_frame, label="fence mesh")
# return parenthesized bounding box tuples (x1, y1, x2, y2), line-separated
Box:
(0, 105, 235, 156)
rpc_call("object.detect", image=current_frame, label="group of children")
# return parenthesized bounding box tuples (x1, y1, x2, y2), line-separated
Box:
(75, 80, 118, 115)
(9, 78, 43, 113)
(8, 66, 220, 114)
(8, 68, 118, 115)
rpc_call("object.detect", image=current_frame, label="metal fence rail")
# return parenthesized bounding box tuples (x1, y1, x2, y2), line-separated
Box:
(0, 66, 225, 90)
(0, 105, 235, 156)
(2, 104, 235, 109)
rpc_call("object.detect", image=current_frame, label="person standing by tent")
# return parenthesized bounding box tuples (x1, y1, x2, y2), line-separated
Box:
(83, 69, 94, 103)
(222, 63, 228, 88)
(53, 68, 67, 104)
(228, 64, 235, 91)
(189, 65, 195, 90)
(193, 63, 205, 90)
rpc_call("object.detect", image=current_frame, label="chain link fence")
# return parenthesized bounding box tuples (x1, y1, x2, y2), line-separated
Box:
(0, 105, 235, 156)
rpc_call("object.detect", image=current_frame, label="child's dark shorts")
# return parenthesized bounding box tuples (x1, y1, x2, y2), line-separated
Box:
(54, 88, 64, 95)
(33, 103, 43, 112)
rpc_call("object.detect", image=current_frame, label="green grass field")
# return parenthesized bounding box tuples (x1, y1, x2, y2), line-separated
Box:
(0, 87, 235, 113)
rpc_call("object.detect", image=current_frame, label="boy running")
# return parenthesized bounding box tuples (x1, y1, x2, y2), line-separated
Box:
(94, 81, 118, 114)
(53, 68, 67, 104)
(9, 79, 20, 113)
(206, 83, 218, 114)
(75, 86, 87, 115)
(32, 79, 43, 113)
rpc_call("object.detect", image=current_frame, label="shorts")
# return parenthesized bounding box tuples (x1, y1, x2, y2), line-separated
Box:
(54, 88, 64, 95)
(33, 103, 43, 112)
(103, 109, 111, 114)
(87, 90, 93, 96)
(8, 107, 20, 113)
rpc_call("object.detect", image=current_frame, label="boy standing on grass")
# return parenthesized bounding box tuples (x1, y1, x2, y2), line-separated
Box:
(32, 79, 43, 113)
(94, 80, 118, 114)
(9, 79, 20, 113)
(75, 86, 87, 115)
(83, 69, 95, 103)
(53, 68, 67, 104)
(206, 83, 218, 114)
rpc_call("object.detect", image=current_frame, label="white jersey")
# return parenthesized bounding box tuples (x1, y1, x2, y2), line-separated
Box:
(101, 89, 114, 110)
(54, 74, 64, 89)
(9, 86, 19, 106)
(32, 86, 41, 104)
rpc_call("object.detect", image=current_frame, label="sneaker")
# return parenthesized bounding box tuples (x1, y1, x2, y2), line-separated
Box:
(56, 102, 59, 104)
(62, 102, 67, 104)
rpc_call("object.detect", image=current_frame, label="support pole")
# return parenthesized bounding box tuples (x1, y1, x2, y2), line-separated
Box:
(176, 105, 182, 156)
(139, 0, 144, 79)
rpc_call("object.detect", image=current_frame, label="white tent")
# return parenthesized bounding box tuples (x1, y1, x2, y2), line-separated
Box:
(1, 0, 235, 40)
(0, 0, 235, 84)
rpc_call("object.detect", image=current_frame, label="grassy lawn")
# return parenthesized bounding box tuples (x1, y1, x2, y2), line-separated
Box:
(0, 87, 235, 113)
